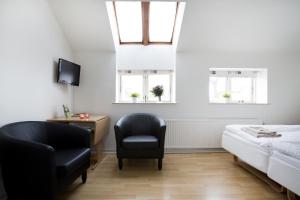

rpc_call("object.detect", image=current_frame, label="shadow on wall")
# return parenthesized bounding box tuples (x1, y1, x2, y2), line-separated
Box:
(52, 59, 58, 83)
(0, 166, 7, 200)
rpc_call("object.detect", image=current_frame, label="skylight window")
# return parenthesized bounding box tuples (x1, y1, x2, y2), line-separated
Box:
(114, 1, 142, 42)
(149, 2, 177, 42)
(111, 1, 180, 45)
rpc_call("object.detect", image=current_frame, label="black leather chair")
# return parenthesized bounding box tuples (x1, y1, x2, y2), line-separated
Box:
(0, 121, 91, 200)
(114, 113, 166, 170)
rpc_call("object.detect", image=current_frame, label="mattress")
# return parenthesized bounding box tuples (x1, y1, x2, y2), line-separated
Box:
(222, 130, 270, 173)
(222, 125, 300, 173)
(271, 141, 300, 160)
(268, 151, 300, 196)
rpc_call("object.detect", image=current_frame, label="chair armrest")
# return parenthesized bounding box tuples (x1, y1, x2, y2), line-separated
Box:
(158, 117, 166, 128)
(114, 125, 124, 147)
(46, 122, 90, 150)
(0, 135, 56, 199)
(114, 117, 127, 147)
(158, 118, 166, 148)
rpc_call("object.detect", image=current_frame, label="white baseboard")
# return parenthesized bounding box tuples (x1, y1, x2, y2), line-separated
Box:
(166, 148, 226, 153)
(103, 148, 226, 154)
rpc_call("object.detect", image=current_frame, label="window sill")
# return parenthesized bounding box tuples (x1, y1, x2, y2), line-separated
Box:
(209, 102, 269, 105)
(113, 102, 176, 104)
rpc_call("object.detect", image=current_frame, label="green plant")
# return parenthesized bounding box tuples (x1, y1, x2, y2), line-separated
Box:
(62, 104, 72, 118)
(151, 85, 164, 101)
(223, 92, 231, 99)
(130, 92, 140, 98)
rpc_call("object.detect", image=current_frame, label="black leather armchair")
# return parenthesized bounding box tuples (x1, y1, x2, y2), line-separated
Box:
(114, 113, 166, 170)
(0, 121, 91, 200)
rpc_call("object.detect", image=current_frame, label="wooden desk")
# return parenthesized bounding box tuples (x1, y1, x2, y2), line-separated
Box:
(48, 115, 110, 169)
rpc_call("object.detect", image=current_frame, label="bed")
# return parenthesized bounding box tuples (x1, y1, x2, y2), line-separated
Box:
(222, 125, 300, 199)
(222, 125, 300, 172)
(268, 149, 300, 197)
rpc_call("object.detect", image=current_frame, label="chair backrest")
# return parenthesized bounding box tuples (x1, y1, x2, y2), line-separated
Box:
(0, 121, 48, 144)
(120, 113, 162, 136)
(0, 121, 56, 199)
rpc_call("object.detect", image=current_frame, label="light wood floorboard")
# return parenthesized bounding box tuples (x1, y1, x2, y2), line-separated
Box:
(58, 153, 286, 200)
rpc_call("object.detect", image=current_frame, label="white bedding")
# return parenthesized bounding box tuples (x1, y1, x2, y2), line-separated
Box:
(225, 125, 300, 157)
(222, 130, 270, 173)
(268, 151, 300, 196)
(271, 141, 300, 160)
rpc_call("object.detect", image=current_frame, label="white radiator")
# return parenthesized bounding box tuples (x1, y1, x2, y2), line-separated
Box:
(165, 118, 262, 149)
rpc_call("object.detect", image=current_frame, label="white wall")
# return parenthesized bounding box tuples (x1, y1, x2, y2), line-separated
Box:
(74, 51, 300, 151)
(0, 0, 74, 126)
(69, 0, 300, 151)
(117, 45, 175, 70)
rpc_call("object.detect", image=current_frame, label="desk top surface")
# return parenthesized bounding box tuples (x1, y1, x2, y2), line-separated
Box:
(48, 115, 107, 123)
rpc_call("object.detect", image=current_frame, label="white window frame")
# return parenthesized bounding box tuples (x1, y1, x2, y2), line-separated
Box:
(116, 70, 175, 103)
(209, 68, 268, 104)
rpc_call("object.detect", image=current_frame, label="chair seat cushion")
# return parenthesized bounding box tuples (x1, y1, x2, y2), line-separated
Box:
(122, 135, 158, 150)
(55, 148, 90, 178)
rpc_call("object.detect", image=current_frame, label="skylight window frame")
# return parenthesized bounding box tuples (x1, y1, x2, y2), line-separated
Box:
(112, 1, 180, 45)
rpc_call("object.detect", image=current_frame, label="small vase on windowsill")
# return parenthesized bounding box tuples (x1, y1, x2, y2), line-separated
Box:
(132, 97, 137, 103)
(158, 96, 162, 102)
(224, 98, 230, 103)
(130, 92, 139, 103)
(222, 92, 231, 104)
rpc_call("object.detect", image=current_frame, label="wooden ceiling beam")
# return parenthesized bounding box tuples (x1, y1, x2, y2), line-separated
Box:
(142, 1, 150, 45)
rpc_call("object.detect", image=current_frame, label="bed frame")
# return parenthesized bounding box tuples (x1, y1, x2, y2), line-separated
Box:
(233, 155, 285, 192)
(233, 155, 300, 200)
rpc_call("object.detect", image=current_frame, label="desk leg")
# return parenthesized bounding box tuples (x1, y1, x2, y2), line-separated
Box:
(90, 142, 104, 170)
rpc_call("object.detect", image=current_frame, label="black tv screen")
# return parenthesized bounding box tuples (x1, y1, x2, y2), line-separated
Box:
(57, 58, 80, 86)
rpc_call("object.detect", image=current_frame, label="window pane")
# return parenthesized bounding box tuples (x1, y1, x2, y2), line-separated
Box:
(230, 77, 253, 103)
(120, 75, 143, 102)
(209, 68, 267, 104)
(209, 77, 227, 103)
(149, 2, 177, 42)
(148, 74, 171, 102)
(115, 1, 142, 42)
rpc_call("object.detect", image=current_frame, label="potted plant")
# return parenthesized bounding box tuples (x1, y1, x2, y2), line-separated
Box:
(130, 92, 140, 103)
(62, 104, 72, 118)
(223, 92, 231, 103)
(151, 85, 164, 102)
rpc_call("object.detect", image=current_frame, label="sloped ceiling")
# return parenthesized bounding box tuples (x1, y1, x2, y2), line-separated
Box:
(48, 0, 114, 52)
(49, 0, 300, 53)
(178, 0, 300, 53)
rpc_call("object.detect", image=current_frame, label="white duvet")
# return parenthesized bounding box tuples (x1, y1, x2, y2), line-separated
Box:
(271, 141, 300, 160)
(225, 125, 300, 159)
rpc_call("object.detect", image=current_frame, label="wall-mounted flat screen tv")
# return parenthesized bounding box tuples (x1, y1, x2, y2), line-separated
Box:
(57, 58, 81, 86)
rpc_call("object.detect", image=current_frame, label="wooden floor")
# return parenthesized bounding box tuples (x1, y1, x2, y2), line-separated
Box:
(58, 153, 286, 200)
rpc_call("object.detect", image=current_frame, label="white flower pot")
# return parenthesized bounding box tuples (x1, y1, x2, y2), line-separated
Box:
(132, 97, 137, 103)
